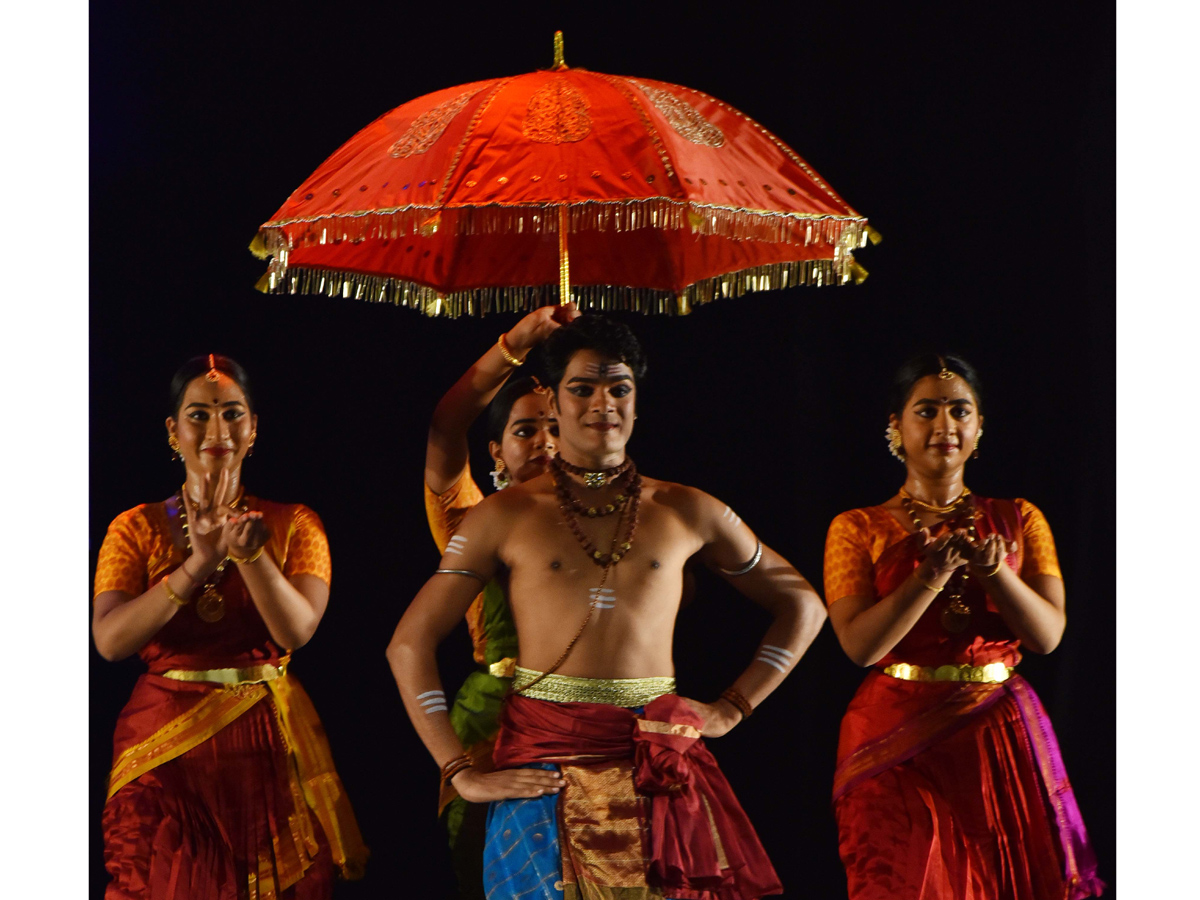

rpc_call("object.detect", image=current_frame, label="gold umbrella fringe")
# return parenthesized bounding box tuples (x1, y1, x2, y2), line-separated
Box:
(258, 255, 861, 318)
(255, 200, 868, 259)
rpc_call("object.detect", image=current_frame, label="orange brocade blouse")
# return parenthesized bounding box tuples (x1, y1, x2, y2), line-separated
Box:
(823, 498, 1062, 669)
(95, 498, 331, 671)
(424, 466, 491, 665)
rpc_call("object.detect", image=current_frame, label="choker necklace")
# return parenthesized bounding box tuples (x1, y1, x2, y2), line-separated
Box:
(899, 491, 979, 634)
(899, 486, 971, 515)
(554, 455, 632, 490)
(178, 484, 248, 623)
(551, 459, 642, 566)
(550, 457, 636, 517)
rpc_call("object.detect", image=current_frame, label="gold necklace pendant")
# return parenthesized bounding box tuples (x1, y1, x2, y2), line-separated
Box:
(583, 471, 607, 490)
(940, 597, 971, 633)
(195, 584, 226, 623)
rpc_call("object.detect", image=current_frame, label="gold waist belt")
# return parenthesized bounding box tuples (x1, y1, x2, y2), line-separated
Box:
(162, 658, 289, 686)
(512, 665, 675, 707)
(883, 662, 1013, 684)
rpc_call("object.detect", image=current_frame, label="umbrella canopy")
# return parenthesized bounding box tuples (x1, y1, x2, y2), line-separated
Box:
(253, 33, 873, 317)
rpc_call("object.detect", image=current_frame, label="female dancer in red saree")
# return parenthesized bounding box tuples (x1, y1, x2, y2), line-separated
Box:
(823, 353, 1103, 900)
(92, 354, 367, 900)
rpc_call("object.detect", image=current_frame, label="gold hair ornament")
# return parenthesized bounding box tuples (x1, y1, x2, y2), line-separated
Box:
(205, 353, 220, 383)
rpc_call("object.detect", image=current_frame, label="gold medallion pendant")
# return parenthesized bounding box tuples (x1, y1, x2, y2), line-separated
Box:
(196, 584, 226, 623)
(940, 598, 971, 634)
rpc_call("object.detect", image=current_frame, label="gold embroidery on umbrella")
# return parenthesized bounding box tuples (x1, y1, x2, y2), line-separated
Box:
(523, 81, 592, 144)
(631, 81, 724, 148)
(389, 90, 480, 158)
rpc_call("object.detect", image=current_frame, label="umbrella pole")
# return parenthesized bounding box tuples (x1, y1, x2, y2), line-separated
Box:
(558, 205, 570, 305)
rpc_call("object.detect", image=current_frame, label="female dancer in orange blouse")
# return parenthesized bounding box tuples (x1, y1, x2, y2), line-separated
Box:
(93, 354, 367, 900)
(823, 353, 1102, 900)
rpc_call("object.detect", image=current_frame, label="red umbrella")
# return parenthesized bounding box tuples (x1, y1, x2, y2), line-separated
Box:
(252, 33, 875, 317)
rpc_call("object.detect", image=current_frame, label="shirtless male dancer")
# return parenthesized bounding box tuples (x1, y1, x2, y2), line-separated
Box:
(388, 315, 826, 900)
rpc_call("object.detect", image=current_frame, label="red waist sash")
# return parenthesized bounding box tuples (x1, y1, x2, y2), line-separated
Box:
(494, 693, 781, 900)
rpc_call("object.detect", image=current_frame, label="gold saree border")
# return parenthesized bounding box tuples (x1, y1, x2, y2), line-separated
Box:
(106, 684, 268, 800)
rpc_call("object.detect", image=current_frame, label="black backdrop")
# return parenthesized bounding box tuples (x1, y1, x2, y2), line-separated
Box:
(90, 3, 1115, 896)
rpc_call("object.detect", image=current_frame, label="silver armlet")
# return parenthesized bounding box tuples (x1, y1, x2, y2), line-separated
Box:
(434, 568, 488, 583)
(718, 539, 763, 577)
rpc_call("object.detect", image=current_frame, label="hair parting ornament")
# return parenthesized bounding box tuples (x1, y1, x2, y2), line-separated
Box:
(937, 355, 954, 381)
(204, 353, 220, 383)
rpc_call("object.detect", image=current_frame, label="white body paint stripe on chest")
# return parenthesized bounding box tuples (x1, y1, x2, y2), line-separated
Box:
(590, 587, 616, 609)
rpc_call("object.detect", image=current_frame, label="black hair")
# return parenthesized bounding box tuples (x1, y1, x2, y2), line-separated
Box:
(487, 376, 545, 444)
(542, 315, 648, 390)
(888, 352, 983, 417)
(169, 354, 255, 417)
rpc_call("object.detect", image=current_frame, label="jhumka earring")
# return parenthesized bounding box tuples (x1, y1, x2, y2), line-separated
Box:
(247, 431, 257, 458)
(491, 458, 511, 491)
(886, 424, 906, 462)
(973, 428, 982, 460)
(169, 434, 182, 461)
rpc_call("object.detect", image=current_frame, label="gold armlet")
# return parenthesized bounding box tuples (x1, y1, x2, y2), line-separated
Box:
(229, 546, 265, 565)
(497, 333, 526, 367)
(162, 577, 189, 607)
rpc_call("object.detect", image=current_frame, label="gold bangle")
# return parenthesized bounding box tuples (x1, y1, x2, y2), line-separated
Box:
(978, 560, 1004, 578)
(229, 546, 265, 565)
(162, 577, 189, 607)
(914, 574, 943, 593)
(497, 333, 525, 367)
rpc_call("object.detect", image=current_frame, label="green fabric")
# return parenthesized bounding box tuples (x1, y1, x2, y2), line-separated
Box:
(445, 578, 517, 846)
(478, 579, 518, 665)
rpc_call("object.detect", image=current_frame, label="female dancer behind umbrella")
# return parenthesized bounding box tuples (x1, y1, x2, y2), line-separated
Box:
(823, 353, 1104, 900)
(423, 304, 577, 899)
(93, 354, 367, 900)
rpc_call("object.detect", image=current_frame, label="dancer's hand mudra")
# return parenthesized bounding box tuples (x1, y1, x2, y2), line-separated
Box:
(451, 767, 566, 802)
(225, 510, 269, 561)
(916, 527, 973, 575)
(182, 469, 240, 566)
(966, 532, 1017, 574)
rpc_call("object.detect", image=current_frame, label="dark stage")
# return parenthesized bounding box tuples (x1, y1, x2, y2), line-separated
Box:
(90, 3, 1114, 896)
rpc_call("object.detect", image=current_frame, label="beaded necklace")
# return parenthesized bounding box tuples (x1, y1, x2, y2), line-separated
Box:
(513, 457, 643, 696)
(899, 488, 978, 634)
(177, 484, 247, 623)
